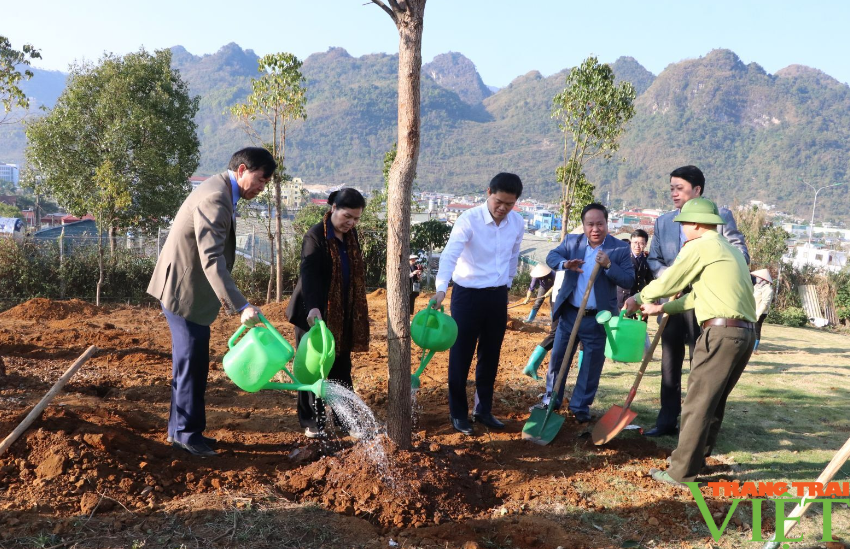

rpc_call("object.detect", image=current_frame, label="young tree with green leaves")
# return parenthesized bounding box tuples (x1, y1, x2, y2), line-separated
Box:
(25, 48, 199, 240)
(0, 36, 41, 125)
(231, 53, 307, 303)
(552, 56, 635, 237)
(735, 205, 790, 270)
(0, 202, 22, 220)
(371, 0, 426, 450)
(91, 160, 131, 306)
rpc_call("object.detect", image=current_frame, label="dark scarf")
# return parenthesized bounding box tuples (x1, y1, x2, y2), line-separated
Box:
(323, 211, 370, 354)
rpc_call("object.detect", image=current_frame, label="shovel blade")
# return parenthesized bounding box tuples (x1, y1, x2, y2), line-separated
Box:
(591, 405, 638, 445)
(522, 406, 566, 445)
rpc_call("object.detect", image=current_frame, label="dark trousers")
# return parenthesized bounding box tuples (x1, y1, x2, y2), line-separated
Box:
(668, 326, 755, 482)
(755, 313, 767, 340)
(163, 307, 210, 446)
(544, 306, 606, 417)
(447, 284, 508, 418)
(531, 286, 549, 311)
(539, 320, 557, 351)
(656, 309, 700, 430)
(295, 326, 354, 430)
(410, 292, 420, 315)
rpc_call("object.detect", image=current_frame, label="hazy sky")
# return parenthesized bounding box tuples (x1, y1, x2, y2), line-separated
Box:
(5, 0, 849, 87)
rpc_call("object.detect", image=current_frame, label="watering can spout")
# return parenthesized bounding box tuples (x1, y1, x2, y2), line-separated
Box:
(595, 310, 618, 353)
(264, 379, 326, 398)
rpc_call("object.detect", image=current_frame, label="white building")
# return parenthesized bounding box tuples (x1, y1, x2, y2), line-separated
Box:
(786, 243, 848, 273)
(0, 163, 19, 187)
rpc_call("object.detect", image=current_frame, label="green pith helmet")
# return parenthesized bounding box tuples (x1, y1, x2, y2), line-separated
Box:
(674, 197, 726, 225)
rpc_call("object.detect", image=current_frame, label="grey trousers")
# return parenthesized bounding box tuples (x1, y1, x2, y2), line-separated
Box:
(667, 325, 755, 482)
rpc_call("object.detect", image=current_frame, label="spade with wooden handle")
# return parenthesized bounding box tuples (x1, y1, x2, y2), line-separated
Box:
(591, 314, 669, 445)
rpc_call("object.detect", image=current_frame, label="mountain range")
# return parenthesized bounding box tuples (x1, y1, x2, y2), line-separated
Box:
(2, 44, 848, 221)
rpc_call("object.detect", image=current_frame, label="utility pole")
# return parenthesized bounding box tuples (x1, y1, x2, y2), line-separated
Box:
(802, 180, 843, 248)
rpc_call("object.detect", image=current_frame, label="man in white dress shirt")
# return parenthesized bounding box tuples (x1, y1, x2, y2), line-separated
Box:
(433, 173, 525, 435)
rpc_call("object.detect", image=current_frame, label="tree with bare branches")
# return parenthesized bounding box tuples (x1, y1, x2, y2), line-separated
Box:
(231, 53, 307, 302)
(370, 0, 426, 449)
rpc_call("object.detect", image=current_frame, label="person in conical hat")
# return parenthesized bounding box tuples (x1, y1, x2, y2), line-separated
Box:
(523, 263, 555, 323)
(750, 269, 773, 352)
(625, 197, 756, 488)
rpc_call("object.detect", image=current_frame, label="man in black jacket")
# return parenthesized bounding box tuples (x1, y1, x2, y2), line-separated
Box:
(617, 229, 654, 310)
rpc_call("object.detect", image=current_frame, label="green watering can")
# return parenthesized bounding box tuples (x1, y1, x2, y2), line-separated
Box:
(410, 300, 458, 389)
(293, 320, 335, 384)
(595, 309, 647, 363)
(223, 313, 325, 398)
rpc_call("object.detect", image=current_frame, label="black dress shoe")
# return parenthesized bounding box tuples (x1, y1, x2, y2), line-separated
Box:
(644, 426, 678, 437)
(167, 435, 217, 446)
(472, 413, 505, 429)
(172, 441, 217, 457)
(451, 417, 474, 435)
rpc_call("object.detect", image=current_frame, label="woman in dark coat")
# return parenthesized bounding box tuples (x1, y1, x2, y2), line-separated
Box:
(286, 188, 370, 438)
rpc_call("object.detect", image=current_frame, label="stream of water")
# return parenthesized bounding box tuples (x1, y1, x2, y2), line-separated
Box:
(322, 380, 393, 483)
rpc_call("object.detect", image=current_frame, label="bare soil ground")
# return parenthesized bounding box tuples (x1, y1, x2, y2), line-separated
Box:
(0, 295, 820, 548)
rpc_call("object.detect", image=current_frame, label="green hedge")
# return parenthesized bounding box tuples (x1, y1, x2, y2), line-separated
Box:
(766, 306, 808, 327)
(0, 239, 155, 305)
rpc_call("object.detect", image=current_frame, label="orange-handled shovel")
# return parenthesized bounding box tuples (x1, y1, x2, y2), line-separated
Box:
(592, 313, 669, 445)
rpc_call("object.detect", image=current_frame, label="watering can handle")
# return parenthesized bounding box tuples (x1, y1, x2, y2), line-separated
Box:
(257, 313, 294, 355)
(316, 319, 334, 371)
(257, 313, 302, 383)
(427, 299, 445, 313)
(317, 319, 333, 355)
(228, 324, 249, 349)
(619, 309, 628, 320)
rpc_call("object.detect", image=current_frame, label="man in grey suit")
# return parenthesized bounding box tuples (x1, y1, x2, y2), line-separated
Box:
(531, 203, 635, 422)
(148, 147, 275, 456)
(644, 165, 749, 437)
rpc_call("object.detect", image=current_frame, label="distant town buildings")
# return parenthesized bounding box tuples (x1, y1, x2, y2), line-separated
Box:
(0, 163, 20, 187)
(786, 243, 847, 273)
(281, 178, 305, 210)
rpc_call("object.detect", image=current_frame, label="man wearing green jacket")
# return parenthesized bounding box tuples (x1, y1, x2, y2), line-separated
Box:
(625, 198, 757, 486)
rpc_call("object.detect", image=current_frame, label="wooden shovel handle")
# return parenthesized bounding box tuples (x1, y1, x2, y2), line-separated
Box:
(776, 434, 850, 542)
(622, 313, 669, 410)
(0, 345, 98, 457)
(551, 263, 602, 395)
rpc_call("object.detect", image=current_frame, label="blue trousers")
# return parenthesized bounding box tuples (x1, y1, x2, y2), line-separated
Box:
(544, 306, 607, 418)
(447, 284, 508, 418)
(163, 307, 210, 445)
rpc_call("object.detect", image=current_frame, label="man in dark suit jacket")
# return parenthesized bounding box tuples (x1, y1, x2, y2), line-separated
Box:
(644, 165, 749, 437)
(147, 147, 275, 456)
(534, 203, 635, 422)
(617, 229, 654, 310)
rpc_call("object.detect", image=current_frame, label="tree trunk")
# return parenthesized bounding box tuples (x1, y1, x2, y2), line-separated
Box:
(275, 179, 283, 302)
(384, 0, 426, 450)
(34, 194, 41, 229)
(96, 230, 104, 307)
(266, 202, 275, 305)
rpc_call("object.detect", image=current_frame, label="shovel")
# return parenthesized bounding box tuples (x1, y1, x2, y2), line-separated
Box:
(592, 313, 669, 445)
(762, 434, 850, 549)
(522, 262, 601, 445)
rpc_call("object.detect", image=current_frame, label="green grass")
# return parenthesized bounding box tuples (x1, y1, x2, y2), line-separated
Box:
(590, 323, 850, 477)
(586, 322, 850, 547)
